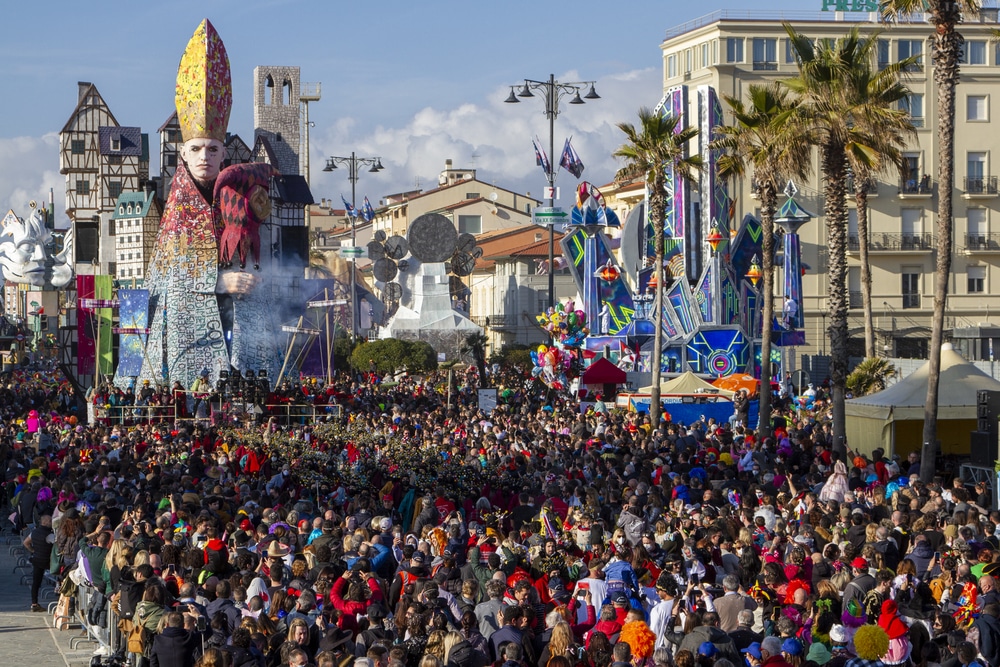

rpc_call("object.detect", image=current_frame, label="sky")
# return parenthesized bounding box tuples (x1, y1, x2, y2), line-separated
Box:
(1, 0, 852, 223)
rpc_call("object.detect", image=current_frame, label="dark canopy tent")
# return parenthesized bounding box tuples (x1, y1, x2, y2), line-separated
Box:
(582, 357, 627, 399)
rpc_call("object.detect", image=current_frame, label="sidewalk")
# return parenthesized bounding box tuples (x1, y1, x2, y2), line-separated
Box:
(0, 526, 105, 667)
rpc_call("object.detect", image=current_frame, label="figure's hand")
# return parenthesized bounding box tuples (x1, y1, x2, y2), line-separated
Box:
(216, 270, 259, 296)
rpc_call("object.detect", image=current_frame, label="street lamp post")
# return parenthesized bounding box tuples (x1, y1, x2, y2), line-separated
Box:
(505, 74, 599, 309)
(323, 152, 384, 339)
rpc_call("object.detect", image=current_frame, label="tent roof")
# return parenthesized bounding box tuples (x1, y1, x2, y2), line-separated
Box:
(846, 344, 1000, 420)
(582, 357, 627, 385)
(713, 374, 759, 396)
(640, 371, 735, 398)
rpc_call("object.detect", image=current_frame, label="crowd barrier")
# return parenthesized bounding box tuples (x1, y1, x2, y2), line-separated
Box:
(91, 390, 335, 427)
(2, 518, 123, 661)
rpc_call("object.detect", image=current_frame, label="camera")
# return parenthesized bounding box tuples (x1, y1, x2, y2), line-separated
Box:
(196, 615, 207, 632)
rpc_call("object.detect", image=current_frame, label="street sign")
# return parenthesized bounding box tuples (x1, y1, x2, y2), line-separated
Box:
(543, 187, 560, 199)
(341, 246, 366, 259)
(532, 207, 568, 226)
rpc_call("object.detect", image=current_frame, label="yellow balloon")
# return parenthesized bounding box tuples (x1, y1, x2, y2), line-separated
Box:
(537, 344, 548, 354)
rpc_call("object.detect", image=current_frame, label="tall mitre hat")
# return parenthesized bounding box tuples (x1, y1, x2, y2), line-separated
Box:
(175, 19, 232, 143)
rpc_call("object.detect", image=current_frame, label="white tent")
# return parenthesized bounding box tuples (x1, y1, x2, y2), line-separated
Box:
(639, 371, 735, 398)
(845, 344, 1000, 456)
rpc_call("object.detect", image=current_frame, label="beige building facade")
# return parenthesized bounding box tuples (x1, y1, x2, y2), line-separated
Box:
(660, 7, 1000, 364)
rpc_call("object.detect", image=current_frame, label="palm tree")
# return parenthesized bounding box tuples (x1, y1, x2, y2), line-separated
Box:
(783, 25, 913, 458)
(614, 108, 703, 431)
(711, 83, 812, 439)
(847, 356, 898, 397)
(461, 332, 489, 388)
(880, 0, 981, 483)
(845, 73, 916, 359)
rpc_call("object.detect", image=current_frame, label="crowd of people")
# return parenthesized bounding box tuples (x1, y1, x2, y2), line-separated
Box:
(4, 359, 998, 667)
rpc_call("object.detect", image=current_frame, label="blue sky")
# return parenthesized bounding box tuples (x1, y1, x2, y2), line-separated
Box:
(0, 0, 859, 220)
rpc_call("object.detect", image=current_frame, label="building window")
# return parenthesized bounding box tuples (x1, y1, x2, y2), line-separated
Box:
(667, 54, 677, 78)
(898, 39, 923, 70)
(685, 49, 692, 73)
(71, 139, 85, 155)
(968, 95, 989, 122)
(969, 209, 988, 244)
(878, 39, 890, 70)
(701, 43, 709, 68)
(108, 218, 116, 236)
(901, 208, 923, 239)
(465, 192, 480, 200)
(968, 151, 988, 185)
(902, 269, 920, 308)
(726, 38, 743, 63)
(458, 215, 482, 234)
(969, 266, 987, 293)
(75, 180, 90, 195)
(901, 94, 924, 127)
(902, 154, 922, 192)
(108, 181, 123, 200)
(961, 40, 988, 65)
(752, 38, 777, 70)
(166, 153, 177, 167)
(111, 138, 121, 151)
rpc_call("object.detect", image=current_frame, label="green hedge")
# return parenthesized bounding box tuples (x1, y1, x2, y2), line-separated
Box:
(349, 338, 439, 374)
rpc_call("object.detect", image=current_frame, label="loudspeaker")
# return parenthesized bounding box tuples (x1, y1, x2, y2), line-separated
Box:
(971, 430, 999, 467)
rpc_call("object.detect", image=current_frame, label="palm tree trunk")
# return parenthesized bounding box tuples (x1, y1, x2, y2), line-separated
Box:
(857, 187, 876, 358)
(650, 192, 665, 430)
(758, 183, 777, 439)
(922, 8, 962, 482)
(823, 142, 850, 458)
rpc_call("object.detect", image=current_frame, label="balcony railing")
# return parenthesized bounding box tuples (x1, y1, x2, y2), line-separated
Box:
(471, 314, 522, 329)
(848, 232, 934, 252)
(752, 61, 778, 71)
(901, 177, 933, 195)
(902, 293, 921, 309)
(965, 176, 999, 195)
(963, 233, 1000, 251)
(846, 175, 878, 196)
(849, 291, 863, 309)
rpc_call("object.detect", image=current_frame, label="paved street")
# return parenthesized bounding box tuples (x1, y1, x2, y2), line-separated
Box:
(0, 527, 106, 667)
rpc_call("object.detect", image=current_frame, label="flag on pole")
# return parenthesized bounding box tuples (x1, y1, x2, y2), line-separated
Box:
(532, 136, 550, 175)
(559, 137, 585, 178)
(361, 196, 375, 222)
(341, 195, 357, 218)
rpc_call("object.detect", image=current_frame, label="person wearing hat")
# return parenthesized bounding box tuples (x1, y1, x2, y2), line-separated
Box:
(843, 557, 875, 609)
(742, 642, 763, 667)
(780, 638, 804, 665)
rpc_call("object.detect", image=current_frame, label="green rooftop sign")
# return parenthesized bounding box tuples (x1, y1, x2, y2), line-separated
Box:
(822, 0, 878, 10)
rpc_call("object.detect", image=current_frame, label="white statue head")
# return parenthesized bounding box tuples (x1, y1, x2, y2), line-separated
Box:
(0, 203, 74, 289)
(180, 137, 225, 185)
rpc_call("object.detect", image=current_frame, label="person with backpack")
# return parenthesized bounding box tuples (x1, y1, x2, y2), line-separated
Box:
(616, 497, 646, 547)
(23, 512, 54, 612)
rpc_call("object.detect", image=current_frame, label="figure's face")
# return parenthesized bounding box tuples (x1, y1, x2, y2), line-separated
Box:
(0, 211, 73, 288)
(180, 138, 225, 183)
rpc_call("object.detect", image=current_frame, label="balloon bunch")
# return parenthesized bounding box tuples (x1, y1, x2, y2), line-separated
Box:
(531, 300, 591, 391)
(535, 300, 590, 348)
(530, 343, 572, 390)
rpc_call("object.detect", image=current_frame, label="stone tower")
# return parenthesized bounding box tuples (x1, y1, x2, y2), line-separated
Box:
(253, 66, 301, 176)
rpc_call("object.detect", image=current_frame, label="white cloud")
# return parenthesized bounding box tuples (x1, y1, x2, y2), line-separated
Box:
(311, 68, 662, 204)
(0, 68, 664, 222)
(0, 133, 63, 221)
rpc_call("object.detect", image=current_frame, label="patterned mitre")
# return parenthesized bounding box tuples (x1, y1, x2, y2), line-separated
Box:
(175, 19, 232, 143)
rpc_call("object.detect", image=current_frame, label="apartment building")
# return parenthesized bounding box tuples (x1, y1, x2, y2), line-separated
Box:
(660, 6, 1000, 362)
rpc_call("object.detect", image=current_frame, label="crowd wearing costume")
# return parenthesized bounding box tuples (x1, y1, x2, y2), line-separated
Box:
(5, 358, 999, 667)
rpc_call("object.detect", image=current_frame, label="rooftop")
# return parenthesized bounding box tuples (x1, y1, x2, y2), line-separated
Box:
(663, 5, 1000, 41)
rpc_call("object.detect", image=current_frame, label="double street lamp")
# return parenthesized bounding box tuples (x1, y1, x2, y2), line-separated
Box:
(505, 74, 599, 309)
(323, 152, 385, 338)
